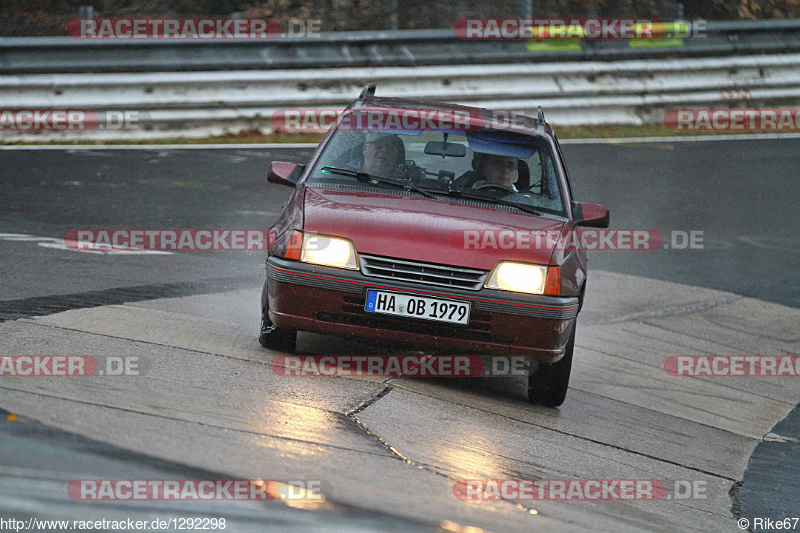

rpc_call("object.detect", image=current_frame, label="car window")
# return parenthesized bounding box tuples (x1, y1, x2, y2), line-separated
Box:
(307, 114, 566, 216)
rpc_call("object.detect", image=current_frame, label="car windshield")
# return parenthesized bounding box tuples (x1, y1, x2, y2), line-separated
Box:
(306, 114, 567, 216)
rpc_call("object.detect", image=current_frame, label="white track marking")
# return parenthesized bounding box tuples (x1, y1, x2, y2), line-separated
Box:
(0, 233, 173, 255)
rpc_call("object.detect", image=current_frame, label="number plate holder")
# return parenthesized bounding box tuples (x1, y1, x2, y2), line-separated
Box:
(364, 290, 471, 325)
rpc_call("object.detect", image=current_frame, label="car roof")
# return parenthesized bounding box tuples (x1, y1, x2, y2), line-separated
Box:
(344, 95, 555, 138)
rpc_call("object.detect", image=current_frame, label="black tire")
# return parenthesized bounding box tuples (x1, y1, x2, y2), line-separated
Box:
(258, 304, 297, 353)
(527, 323, 575, 407)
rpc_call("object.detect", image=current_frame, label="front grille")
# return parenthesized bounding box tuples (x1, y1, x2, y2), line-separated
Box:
(359, 254, 488, 291)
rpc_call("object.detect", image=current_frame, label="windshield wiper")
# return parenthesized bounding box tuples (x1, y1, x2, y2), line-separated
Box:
(321, 166, 434, 199)
(443, 189, 544, 216)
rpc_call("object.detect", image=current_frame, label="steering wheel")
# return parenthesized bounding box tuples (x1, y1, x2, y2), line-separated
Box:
(473, 183, 516, 194)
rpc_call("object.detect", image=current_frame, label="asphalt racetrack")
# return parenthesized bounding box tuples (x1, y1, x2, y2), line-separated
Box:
(1, 137, 798, 532)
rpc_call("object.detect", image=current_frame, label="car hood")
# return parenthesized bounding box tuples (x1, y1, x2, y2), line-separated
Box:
(302, 187, 565, 270)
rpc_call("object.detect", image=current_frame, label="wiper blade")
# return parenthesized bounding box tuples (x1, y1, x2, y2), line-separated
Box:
(321, 165, 374, 181)
(321, 166, 434, 199)
(444, 189, 543, 216)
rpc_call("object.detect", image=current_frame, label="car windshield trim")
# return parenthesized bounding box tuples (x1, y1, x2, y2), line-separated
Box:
(434, 189, 547, 217)
(314, 169, 561, 217)
(320, 166, 435, 199)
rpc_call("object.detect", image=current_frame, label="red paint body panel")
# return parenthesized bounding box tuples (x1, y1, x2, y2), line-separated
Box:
(302, 187, 564, 270)
(269, 280, 572, 362)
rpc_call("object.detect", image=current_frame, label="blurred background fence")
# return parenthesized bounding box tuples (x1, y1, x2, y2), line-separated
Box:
(2, 0, 799, 35)
(2, 1, 800, 140)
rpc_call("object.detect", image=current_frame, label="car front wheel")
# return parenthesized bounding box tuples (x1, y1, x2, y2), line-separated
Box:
(527, 323, 575, 407)
(259, 303, 297, 353)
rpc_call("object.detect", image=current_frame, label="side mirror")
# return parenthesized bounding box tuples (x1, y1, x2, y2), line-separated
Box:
(572, 202, 610, 228)
(268, 161, 305, 187)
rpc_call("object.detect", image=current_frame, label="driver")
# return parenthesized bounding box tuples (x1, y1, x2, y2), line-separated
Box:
(362, 133, 406, 177)
(471, 153, 519, 191)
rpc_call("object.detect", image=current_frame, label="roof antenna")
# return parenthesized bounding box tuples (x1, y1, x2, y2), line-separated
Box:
(358, 84, 377, 100)
(537, 106, 546, 123)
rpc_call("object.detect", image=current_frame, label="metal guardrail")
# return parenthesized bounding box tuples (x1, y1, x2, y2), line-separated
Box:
(2, 19, 800, 73)
(2, 20, 800, 140)
(2, 52, 800, 141)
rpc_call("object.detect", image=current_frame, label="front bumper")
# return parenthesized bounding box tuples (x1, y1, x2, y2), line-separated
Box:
(266, 256, 579, 362)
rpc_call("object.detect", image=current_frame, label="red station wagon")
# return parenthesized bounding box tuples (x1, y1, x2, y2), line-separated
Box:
(260, 84, 609, 406)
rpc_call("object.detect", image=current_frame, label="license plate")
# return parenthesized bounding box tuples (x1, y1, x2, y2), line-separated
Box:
(365, 290, 470, 325)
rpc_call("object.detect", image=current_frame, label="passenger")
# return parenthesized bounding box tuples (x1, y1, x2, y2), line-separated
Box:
(470, 153, 519, 191)
(361, 133, 406, 177)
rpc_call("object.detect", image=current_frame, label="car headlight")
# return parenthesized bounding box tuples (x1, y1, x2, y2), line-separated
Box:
(300, 233, 359, 270)
(485, 261, 553, 294)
